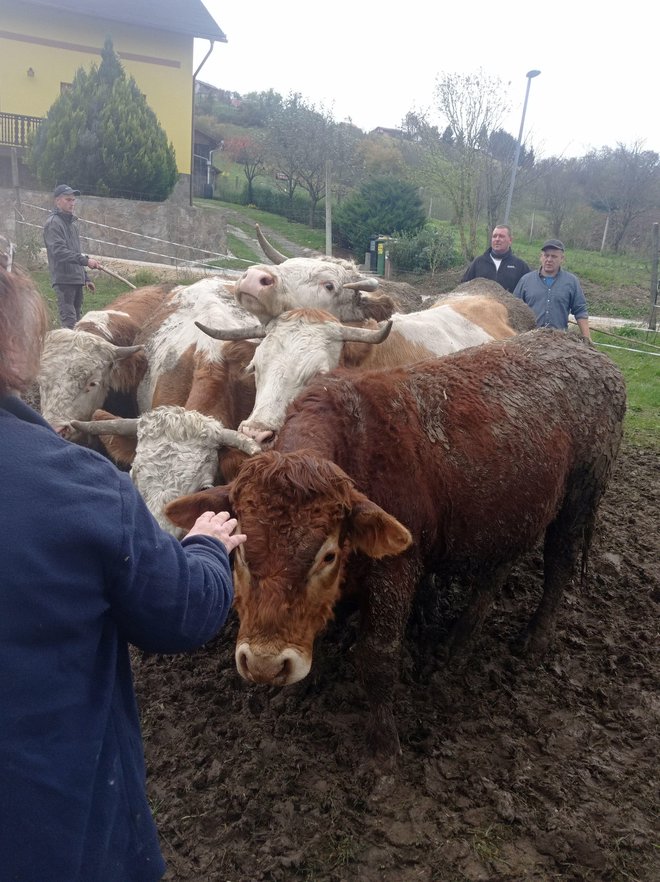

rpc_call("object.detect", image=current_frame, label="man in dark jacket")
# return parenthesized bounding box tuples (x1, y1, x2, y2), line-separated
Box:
(43, 184, 101, 328)
(460, 224, 530, 293)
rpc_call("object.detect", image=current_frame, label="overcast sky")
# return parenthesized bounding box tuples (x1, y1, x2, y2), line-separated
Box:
(196, 0, 657, 161)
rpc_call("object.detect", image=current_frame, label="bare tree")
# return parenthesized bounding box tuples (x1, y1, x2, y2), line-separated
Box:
(580, 142, 660, 252)
(224, 134, 266, 204)
(532, 157, 583, 239)
(410, 70, 509, 259)
(263, 94, 360, 225)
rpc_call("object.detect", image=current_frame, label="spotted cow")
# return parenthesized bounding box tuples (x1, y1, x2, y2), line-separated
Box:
(196, 288, 536, 444)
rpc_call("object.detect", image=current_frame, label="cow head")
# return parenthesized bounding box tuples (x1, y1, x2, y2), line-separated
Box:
(196, 309, 392, 445)
(71, 405, 260, 536)
(165, 450, 412, 685)
(38, 329, 145, 440)
(234, 225, 396, 323)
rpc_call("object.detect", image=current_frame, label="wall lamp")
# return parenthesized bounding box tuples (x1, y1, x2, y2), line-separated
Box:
(27, 67, 35, 78)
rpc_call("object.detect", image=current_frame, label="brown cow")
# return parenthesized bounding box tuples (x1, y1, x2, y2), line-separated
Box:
(165, 330, 626, 758)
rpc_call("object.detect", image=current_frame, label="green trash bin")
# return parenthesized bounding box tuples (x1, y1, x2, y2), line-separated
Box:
(375, 236, 392, 275)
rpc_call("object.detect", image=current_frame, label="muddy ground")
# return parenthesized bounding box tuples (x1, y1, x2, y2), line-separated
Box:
(132, 442, 659, 882)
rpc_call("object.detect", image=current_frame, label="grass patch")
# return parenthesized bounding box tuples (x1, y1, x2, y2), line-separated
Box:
(193, 197, 326, 252)
(593, 328, 660, 450)
(226, 231, 261, 264)
(30, 269, 131, 326)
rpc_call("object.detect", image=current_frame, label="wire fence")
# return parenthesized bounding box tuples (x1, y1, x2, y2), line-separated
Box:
(14, 202, 257, 271)
(569, 319, 660, 356)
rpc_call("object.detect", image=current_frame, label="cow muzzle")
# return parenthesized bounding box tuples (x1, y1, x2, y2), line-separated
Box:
(235, 642, 311, 686)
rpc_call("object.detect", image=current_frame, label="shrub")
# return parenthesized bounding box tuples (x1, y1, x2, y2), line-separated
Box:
(388, 225, 459, 274)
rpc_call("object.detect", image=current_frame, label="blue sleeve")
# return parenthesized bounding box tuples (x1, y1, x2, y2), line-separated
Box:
(107, 475, 235, 654)
(571, 278, 589, 319)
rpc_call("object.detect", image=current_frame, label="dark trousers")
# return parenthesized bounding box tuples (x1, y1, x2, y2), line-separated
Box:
(53, 284, 84, 329)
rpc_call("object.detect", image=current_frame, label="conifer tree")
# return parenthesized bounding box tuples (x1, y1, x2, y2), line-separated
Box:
(30, 37, 178, 200)
(334, 176, 425, 254)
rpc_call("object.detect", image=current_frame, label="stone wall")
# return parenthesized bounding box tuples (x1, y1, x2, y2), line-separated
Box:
(0, 177, 227, 268)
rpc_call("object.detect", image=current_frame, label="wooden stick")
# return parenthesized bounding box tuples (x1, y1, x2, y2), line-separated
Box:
(97, 265, 137, 289)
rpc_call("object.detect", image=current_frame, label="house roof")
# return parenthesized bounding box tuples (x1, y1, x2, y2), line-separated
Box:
(21, 0, 227, 42)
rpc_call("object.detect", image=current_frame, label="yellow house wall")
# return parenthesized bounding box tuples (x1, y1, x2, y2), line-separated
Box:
(1, 1, 195, 173)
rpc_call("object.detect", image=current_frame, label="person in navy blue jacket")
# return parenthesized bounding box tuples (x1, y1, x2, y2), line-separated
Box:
(0, 264, 246, 881)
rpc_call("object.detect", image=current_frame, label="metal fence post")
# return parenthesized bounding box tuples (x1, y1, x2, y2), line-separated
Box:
(650, 222, 659, 331)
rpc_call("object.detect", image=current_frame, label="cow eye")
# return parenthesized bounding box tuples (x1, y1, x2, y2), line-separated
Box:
(323, 281, 336, 292)
(322, 551, 336, 564)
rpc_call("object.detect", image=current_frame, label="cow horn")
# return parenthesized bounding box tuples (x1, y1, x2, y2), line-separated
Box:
(255, 224, 288, 265)
(343, 278, 380, 293)
(337, 319, 393, 344)
(216, 429, 261, 456)
(112, 344, 143, 358)
(70, 417, 139, 436)
(195, 320, 267, 341)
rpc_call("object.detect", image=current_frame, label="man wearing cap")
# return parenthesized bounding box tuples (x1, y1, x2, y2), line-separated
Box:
(43, 185, 101, 328)
(513, 239, 591, 339)
(460, 224, 531, 293)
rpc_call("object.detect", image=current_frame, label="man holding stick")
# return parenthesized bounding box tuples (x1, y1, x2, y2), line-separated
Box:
(44, 184, 101, 328)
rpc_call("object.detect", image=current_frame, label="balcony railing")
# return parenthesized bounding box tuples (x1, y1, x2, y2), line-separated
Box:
(0, 112, 43, 148)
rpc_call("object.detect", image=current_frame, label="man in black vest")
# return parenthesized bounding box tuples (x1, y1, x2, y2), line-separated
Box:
(461, 224, 530, 294)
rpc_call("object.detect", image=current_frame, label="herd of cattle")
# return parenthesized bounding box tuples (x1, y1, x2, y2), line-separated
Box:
(37, 231, 627, 757)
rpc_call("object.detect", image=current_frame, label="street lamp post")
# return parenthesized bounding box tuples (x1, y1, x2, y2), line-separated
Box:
(503, 69, 541, 225)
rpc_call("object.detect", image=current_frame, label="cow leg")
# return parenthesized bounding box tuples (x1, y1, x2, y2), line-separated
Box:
(518, 517, 580, 659)
(354, 555, 419, 760)
(408, 572, 455, 678)
(445, 563, 511, 660)
(519, 467, 604, 659)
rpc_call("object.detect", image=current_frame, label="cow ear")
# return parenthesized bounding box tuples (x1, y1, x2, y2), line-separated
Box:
(348, 494, 412, 559)
(165, 486, 233, 531)
(100, 434, 138, 465)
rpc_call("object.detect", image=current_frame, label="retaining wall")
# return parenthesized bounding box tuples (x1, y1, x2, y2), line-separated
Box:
(0, 177, 228, 267)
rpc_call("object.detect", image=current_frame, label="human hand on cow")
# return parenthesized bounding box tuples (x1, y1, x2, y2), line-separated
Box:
(184, 510, 246, 554)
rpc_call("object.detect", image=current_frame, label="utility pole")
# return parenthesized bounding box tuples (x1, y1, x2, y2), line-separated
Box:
(650, 222, 658, 331)
(503, 70, 541, 225)
(325, 160, 332, 256)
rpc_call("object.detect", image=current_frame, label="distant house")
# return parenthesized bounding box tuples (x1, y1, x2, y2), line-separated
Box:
(0, 0, 227, 180)
(371, 126, 405, 139)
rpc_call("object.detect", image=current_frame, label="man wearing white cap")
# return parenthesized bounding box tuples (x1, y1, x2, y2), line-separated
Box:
(513, 239, 591, 340)
(43, 185, 101, 328)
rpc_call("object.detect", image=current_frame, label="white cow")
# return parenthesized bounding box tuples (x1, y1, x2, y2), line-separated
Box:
(197, 290, 534, 444)
(73, 406, 259, 537)
(38, 282, 175, 439)
(234, 224, 398, 323)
